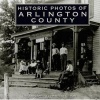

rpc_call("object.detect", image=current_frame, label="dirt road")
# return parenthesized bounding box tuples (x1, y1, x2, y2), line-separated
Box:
(0, 85, 100, 99)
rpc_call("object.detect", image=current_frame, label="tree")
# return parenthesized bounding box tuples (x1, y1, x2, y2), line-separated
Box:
(0, 0, 31, 75)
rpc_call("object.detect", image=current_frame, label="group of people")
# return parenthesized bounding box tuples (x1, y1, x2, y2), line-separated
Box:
(36, 47, 49, 70)
(52, 42, 68, 71)
(19, 59, 47, 78)
(18, 42, 74, 90)
(52, 43, 74, 91)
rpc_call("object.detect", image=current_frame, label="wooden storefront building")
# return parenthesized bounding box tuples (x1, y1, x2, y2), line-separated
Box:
(12, 0, 100, 75)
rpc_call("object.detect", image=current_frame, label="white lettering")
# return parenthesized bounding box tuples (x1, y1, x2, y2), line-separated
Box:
(18, 6, 22, 10)
(57, 12, 62, 17)
(55, 18, 60, 23)
(31, 18, 36, 23)
(65, 12, 70, 17)
(63, 18, 68, 23)
(70, 18, 75, 23)
(35, 12, 40, 17)
(43, 12, 45, 17)
(48, 12, 54, 17)
(81, 12, 87, 17)
(47, 18, 52, 23)
(18, 12, 24, 17)
(27, 12, 32, 17)
(38, 18, 44, 23)
(72, 12, 78, 17)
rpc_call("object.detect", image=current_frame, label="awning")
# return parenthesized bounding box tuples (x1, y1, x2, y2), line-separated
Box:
(11, 26, 58, 38)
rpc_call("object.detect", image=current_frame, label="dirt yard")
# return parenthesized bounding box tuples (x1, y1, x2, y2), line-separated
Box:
(0, 85, 100, 99)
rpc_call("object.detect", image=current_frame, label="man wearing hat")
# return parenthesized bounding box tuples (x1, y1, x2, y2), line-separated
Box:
(52, 43, 59, 71)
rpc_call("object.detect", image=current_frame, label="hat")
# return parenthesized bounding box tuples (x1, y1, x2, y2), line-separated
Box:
(61, 42, 64, 44)
(37, 60, 40, 63)
(52, 43, 56, 46)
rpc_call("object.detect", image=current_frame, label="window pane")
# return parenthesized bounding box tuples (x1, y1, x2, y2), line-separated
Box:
(81, 0, 85, 3)
(75, 0, 81, 3)
(80, 0, 88, 3)
(88, 0, 94, 18)
(84, 0, 88, 3)
(89, 4, 94, 18)
(78, 0, 94, 18)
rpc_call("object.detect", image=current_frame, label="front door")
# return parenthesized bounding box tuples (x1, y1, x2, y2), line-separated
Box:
(78, 28, 93, 72)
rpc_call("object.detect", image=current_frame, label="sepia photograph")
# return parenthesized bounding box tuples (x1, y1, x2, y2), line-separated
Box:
(0, 0, 100, 99)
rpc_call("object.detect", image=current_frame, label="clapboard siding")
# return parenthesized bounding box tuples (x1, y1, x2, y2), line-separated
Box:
(57, 0, 75, 4)
(44, 0, 75, 3)
(93, 27, 100, 74)
(90, 0, 100, 23)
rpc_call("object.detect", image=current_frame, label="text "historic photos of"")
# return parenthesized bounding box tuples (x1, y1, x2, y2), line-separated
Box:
(16, 4, 89, 25)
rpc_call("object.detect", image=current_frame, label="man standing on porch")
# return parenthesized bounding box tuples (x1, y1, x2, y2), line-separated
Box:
(52, 43, 60, 71)
(60, 43, 68, 71)
(43, 47, 48, 70)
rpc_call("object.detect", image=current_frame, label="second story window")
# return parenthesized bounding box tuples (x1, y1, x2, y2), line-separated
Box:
(79, 0, 88, 3)
(76, 0, 94, 18)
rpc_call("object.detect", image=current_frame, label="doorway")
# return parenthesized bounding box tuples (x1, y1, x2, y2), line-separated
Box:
(52, 28, 73, 71)
(35, 38, 50, 70)
(78, 28, 93, 72)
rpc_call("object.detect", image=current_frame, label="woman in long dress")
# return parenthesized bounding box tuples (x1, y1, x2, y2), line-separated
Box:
(19, 60, 27, 74)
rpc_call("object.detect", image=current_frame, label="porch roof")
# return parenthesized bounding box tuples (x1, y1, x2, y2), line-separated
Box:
(11, 26, 58, 38)
(90, 20, 100, 26)
(12, 21, 100, 38)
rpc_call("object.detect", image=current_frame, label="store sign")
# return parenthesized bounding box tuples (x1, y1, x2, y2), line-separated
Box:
(16, 4, 89, 25)
(36, 38, 44, 43)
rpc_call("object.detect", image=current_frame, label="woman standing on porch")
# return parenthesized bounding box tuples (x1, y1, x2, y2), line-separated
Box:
(52, 43, 60, 71)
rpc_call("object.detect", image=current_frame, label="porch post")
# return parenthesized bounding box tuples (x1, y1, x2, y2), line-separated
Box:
(15, 52, 17, 72)
(30, 40, 33, 62)
(34, 44, 37, 60)
(14, 39, 19, 72)
(50, 35, 52, 71)
(73, 26, 78, 78)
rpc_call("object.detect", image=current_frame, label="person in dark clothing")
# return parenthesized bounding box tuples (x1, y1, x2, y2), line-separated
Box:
(79, 58, 85, 71)
(58, 60, 73, 83)
(35, 60, 43, 78)
(88, 60, 93, 73)
(52, 43, 60, 71)
(43, 47, 48, 70)
(37, 50, 42, 62)
(57, 60, 74, 91)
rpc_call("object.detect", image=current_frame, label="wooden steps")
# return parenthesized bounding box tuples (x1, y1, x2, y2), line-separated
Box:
(8, 71, 60, 88)
(81, 71, 100, 85)
(84, 75, 96, 79)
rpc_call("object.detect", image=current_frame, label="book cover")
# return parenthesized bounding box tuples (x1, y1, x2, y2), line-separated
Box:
(0, 0, 100, 99)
